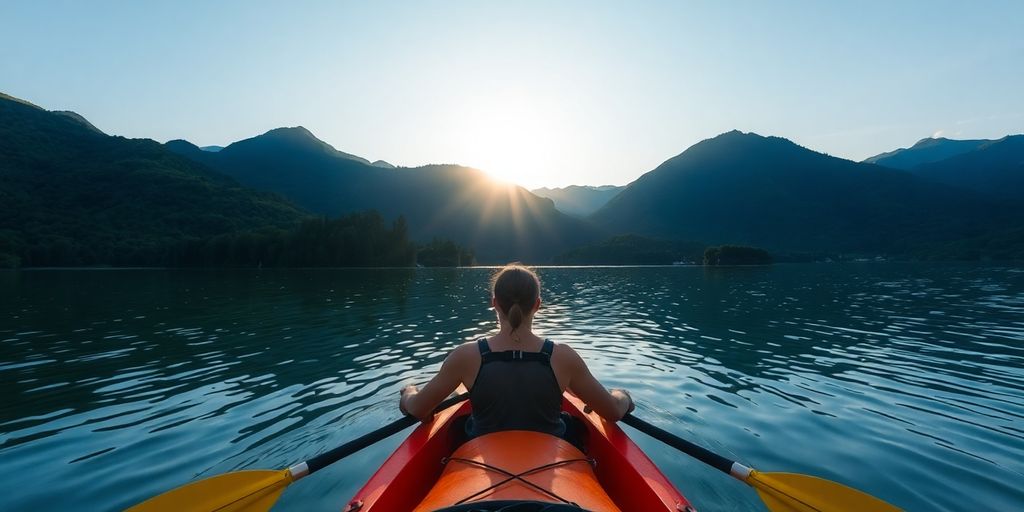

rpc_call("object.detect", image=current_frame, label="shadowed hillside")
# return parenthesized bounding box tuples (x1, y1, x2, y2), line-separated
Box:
(0, 94, 307, 267)
(591, 131, 1020, 255)
(865, 137, 991, 169)
(168, 130, 603, 262)
(907, 135, 1024, 200)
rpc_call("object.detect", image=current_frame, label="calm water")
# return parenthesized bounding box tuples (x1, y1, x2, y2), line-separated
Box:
(1, 265, 1022, 511)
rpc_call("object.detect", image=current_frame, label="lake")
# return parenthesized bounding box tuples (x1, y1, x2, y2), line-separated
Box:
(1, 264, 1022, 511)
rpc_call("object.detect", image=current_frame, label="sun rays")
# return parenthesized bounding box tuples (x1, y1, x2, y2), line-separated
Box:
(409, 164, 562, 259)
(452, 91, 560, 188)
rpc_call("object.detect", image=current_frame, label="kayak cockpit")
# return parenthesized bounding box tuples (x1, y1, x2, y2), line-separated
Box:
(413, 431, 620, 512)
(344, 394, 693, 512)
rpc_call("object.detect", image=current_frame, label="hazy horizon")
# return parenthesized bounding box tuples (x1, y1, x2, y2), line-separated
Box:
(3, 1, 1022, 188)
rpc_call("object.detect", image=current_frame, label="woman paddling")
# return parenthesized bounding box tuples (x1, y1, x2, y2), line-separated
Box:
(400, 264, 634, 441)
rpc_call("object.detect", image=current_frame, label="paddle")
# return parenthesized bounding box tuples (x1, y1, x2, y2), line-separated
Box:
(621, 414, 901, 512)
(128, 392, 470, 512)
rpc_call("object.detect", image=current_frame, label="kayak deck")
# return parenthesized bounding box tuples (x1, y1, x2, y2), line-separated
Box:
(414, 430, 621, 511)
(345, 393, 694, 511)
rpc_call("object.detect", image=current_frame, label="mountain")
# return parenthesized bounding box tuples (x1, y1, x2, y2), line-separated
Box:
(371, 160, 395, 169)
(591, 130, 1018, 255)
(200, 145, 223, 152)
(0, 93, 307, 267)
(531, 185, 624, 217)
(908, 135, 1024, 199)
(165, 129, 377, 215)
(225, 126, 372, 164)
(865, 137, 990, 169)
(52, 111, 105, 134)
(167, 129, 602, 262)
(0, 91, 42, 108)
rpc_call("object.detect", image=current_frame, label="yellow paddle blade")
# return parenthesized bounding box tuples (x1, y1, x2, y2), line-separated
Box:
(748, 471, 902, 512)
(127, 469, 293, 512)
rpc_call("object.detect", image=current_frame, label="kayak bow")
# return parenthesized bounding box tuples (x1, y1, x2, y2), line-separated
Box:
(345, 393, 694, 511)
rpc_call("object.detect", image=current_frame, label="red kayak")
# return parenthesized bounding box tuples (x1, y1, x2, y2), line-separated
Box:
(344, 392, 696, 512)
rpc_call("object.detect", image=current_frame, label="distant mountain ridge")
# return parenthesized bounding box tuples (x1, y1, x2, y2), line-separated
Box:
(52, 110, 105, 134)
(531, 185, 624, 217)
(0, 93, 307, 267)
(865, 137, 992, 169)
(591, 130, 1021, 255)
(908, 135, 1024, 199)
(167, 128, 602, 262)
(7, 89, 1024, 265)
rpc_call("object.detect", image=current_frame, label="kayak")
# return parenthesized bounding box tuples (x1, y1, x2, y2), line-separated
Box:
(344, 392, 696, 512)
(128, 388, 897, 512)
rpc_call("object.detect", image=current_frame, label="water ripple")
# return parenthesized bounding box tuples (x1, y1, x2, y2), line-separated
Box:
(0, 265, 1023, 510)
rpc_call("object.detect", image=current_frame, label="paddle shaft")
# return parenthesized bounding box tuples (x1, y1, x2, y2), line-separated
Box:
(622, 413, 752, 481)
(291, 392, 470, 480)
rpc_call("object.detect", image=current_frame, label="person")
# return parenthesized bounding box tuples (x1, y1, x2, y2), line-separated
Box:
(400, 264, 633, 441)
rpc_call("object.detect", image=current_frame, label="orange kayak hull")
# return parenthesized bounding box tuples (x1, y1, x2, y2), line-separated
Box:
(344, 394, 694, 511)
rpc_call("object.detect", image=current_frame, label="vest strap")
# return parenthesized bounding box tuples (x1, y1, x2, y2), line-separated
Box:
(541, 339, 554, 356)
(477, 338, 491, 355)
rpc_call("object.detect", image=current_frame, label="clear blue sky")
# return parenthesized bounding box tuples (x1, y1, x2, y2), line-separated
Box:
(2, 1, 1022, 188)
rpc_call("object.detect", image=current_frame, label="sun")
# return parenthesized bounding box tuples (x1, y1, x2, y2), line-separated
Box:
(453, 92, 559, 188)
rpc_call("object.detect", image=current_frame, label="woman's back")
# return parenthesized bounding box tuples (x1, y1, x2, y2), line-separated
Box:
(469, 337, 563, 436)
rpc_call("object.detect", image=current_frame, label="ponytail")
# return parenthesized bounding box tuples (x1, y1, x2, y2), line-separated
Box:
(508, 303, 524, 332)
(491, 263, 541, 340)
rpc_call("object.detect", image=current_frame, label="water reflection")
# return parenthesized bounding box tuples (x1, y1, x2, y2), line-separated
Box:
(1, 264, 1022, 511)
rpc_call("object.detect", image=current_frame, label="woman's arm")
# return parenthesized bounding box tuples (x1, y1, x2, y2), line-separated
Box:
(560, 344, 634, 421)
(400, 345, 471, 420)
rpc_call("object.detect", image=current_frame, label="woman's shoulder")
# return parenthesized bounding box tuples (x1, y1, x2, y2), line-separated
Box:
(546, 339, 583, 362)
(449, 339, 485, 358)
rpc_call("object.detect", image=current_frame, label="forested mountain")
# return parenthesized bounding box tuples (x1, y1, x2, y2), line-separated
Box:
(6, 89, 1021, 267)
(591, 131, 1022, 257)
(165, 128, 378, 215)
(907, 135, 1024, 200)
(167, 129, 602, 262)
(865, 137, 991, 169)
(531, 185, 624, 217)
(0, 94, 307, 267)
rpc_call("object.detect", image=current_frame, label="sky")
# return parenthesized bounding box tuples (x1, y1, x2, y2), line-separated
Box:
(2, 1, 1023, 189)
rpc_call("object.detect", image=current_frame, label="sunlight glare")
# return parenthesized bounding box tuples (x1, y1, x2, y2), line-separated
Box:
(454, 92, 560, 188)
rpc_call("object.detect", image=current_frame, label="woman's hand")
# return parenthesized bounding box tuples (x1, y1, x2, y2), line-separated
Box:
(399, 384, 419, 416)
(610, 388, 635, 418)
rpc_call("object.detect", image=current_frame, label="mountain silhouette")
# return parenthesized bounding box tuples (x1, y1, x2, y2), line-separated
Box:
(908, 135, 1024, 199)
(167, 129, 602, 262)
(532, 185, 624, 217)
(9, 88, 1021, 264)
(52, 110, 105, 135)
(591, 130, 1015, 254)
(166, 128, 377, 214)
(865, 137, 991, 169)
(0, 93, 306, 267)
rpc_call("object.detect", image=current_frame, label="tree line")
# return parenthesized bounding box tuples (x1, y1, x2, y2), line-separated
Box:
(704, 245, 773, 265)
(0, 211, 473, 268)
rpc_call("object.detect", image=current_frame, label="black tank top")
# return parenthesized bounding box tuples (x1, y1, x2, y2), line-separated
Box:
(468, 338, 563, 436)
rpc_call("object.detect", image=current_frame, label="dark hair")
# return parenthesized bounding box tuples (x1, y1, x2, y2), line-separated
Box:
(491, 263, 540, 335)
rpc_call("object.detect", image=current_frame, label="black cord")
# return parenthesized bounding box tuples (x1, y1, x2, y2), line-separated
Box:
(443, 456, 594, 506)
